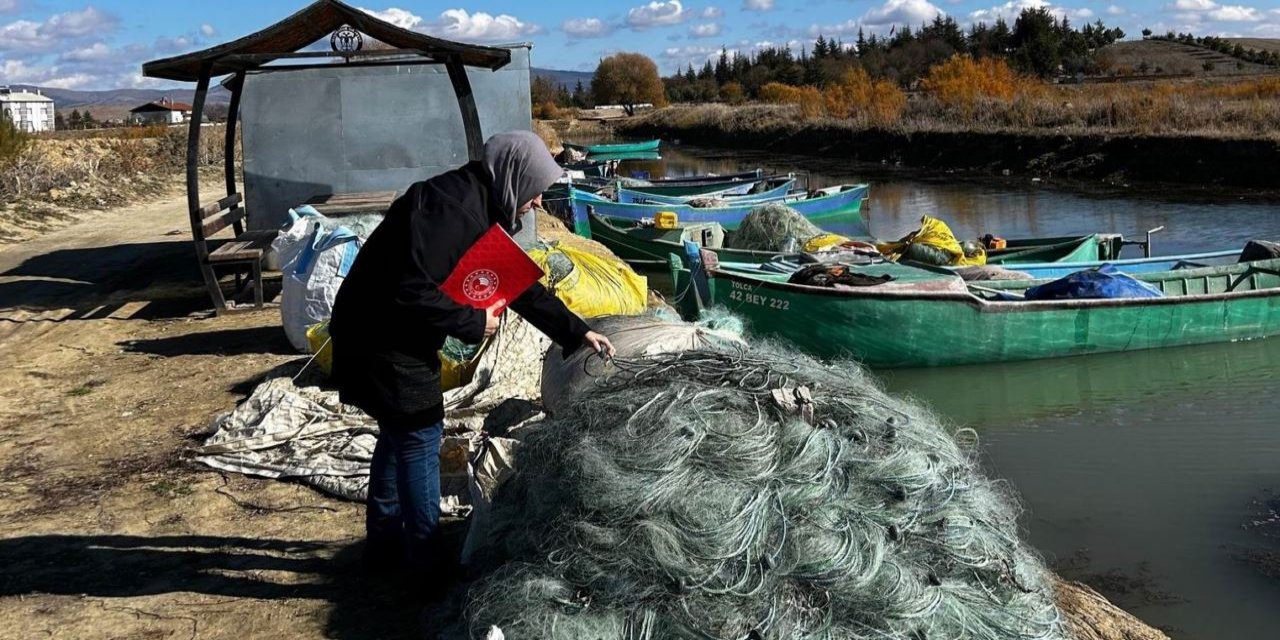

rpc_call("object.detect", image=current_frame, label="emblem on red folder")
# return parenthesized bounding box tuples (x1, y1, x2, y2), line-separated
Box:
(462, 269, 500, 302)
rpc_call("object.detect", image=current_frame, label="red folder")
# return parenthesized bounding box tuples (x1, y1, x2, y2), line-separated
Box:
(440, 225, 543, 313)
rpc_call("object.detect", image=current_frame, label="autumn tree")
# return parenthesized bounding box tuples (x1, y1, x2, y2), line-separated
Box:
(592, 53, 669, 116)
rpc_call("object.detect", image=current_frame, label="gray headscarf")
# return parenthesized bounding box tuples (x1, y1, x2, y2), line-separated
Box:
(482, 130, 563, 228)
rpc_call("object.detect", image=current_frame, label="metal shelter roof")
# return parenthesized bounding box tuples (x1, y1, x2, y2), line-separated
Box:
(141, 0, 511, 82)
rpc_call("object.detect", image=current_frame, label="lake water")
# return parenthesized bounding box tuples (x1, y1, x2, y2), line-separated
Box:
(612, 144, 1280, 639)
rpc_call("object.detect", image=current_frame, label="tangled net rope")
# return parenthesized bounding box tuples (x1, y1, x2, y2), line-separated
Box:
(727, 203, 825, 252)
(465, 341, 1066, 640)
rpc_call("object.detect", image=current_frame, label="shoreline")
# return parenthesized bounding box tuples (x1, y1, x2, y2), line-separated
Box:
(612, 105, 1280, 189)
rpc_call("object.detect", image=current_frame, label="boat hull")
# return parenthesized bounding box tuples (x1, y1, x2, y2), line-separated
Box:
(704, 260, 1280, 367)
(565, 139, 661, 154)
(572, 185, 870, 238)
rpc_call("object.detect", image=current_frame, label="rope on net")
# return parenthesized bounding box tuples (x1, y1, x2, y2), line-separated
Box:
(465, 343, 1067, 640)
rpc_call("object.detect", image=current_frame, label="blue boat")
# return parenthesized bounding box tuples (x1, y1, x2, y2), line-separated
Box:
(617, 178, 798, 205)
(570, 184, 871, 239)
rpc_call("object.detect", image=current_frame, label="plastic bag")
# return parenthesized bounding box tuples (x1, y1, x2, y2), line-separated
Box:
(274, 206, 362, 351)
(527, 244, 648, 318)
(877, 216, 987, 267)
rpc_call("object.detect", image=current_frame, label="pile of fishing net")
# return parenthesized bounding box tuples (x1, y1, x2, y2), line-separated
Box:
(727, 202, 826, 251)
(462, 326, 1068, 640)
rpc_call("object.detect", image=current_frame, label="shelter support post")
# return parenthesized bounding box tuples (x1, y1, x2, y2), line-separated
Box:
(446, 57, 484, 161)
(186, 66, 229, 314)
(225, 71, 246, 236)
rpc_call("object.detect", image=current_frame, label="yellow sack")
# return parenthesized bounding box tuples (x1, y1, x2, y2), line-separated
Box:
(528, 244, 648, 318)
(803, 233, 853, 252)
(306, 322, 335, 376)
(305, 320, 484, 391)
(876, 216, 986, 267)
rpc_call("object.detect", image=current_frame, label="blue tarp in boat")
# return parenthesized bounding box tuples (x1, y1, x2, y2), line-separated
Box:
(1025, 264, 1165, 300)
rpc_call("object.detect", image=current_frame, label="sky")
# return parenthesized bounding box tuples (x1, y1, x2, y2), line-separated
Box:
(1, 0, 1278, 90)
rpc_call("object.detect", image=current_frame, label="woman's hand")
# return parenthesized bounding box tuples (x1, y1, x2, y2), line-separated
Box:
(484, 300, 506, 338)
(583, 331, 616, 358)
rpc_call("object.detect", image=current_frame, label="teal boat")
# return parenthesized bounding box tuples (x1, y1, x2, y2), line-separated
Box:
(564, 139, 661, 155)
(617, 177, 798, 205)
(590, 212, 1120, 277)
(571, 184, 870, 238)
(683, 258, 1280, 367)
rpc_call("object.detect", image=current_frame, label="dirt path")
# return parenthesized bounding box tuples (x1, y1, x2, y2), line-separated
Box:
(0, 189, 416, 639)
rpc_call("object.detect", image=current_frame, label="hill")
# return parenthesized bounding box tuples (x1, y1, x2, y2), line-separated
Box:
(12, 68, 589, 122)
(1226, 38, 1280, 54)
(532, 68, 593, 89)
(1098, 40, 1276, 77)
(10, 85, 232, 123)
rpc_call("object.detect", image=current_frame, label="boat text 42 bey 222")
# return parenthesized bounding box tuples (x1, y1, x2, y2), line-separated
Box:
(727, 281, 791, 310)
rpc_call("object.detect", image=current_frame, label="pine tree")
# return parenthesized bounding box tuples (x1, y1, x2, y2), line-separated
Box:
(69, 109, 83, 130)
(856, 28, 867, 56)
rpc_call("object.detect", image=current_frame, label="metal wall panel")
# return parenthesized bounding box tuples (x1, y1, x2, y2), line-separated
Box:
(239, 45, 536, 244)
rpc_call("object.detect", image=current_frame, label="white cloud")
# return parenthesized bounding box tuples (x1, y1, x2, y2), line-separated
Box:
(1208, 5, 1264, 21)
(744, 0, 775, 10)
(0, 58, 93, 89)
(563, 17, 615, 38)
(702, 7, 723, 18)
(807, 19, 862, 37)
(360, 7, 423, 29)
(627, 1, 692, 29)
(1106, 5, 1126, 15)
(360, 7, 540, 41)
(429, 9, 541, 40)
(689, 22, 722, 37)
(863, 0, 945, 26)
(967, 0, 1096, 24)
(59, 42, 113, 63)
(1165, 0, 1267, 22)
(0, 6, 119, 53)
(153, 35, 196, 55)
(0, 0, 22, 15)
(200, 24, 216, 37)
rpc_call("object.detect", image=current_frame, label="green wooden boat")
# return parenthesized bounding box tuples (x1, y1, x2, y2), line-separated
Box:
(622, 176, 784, 199)
(685, 259, 1280, 368)
(564, 139, 661, 155)
(591, 212, 1116, 277)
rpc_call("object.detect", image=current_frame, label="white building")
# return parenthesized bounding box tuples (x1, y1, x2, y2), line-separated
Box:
(0, 87, 56, 133)
(129, 98, 192, 125)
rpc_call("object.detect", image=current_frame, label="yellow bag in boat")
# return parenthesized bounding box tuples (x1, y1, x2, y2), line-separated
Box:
(803, 233, 854, 252)
(876, 216, 986, 266)
(305, 320, 484, 391)
(527, 244, 648, 318)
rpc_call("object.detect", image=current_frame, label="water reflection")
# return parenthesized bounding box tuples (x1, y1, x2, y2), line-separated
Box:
(605, 143, 1280, 640)
(618, 144, 1280, 255)
(881, 337, 1280, 425)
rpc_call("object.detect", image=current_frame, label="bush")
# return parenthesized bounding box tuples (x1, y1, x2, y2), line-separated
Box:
(532, 101, 561, 120)
(719, 82, 746, 105)
(758, 82, 825, 119)
(920, 55, 1040, 114)
(821, 68, 906, 127)
(0, 116, 30, 169)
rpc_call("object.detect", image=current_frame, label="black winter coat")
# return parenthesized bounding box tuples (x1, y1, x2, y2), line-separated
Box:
(328, 162, 590, 426)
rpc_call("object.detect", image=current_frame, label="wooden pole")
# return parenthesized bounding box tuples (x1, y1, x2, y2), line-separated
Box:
(225, 71, 245, 234)
(446, 56, 484, 161)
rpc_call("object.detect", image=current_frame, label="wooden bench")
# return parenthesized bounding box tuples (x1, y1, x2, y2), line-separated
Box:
(190, 192, 277, 314)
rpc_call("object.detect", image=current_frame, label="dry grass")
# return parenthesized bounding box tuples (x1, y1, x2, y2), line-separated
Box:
(0, 125, 230, 203)
(653, 67, 1280, 141)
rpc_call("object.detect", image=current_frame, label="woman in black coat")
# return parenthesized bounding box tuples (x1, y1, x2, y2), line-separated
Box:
(329, 131, 614, 571)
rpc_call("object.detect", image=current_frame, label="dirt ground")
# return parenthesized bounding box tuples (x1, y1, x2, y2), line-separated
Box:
(0, 187, 421, 639)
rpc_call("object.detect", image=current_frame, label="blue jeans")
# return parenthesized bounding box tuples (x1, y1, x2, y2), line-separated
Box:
(365, 419, 444, 569)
